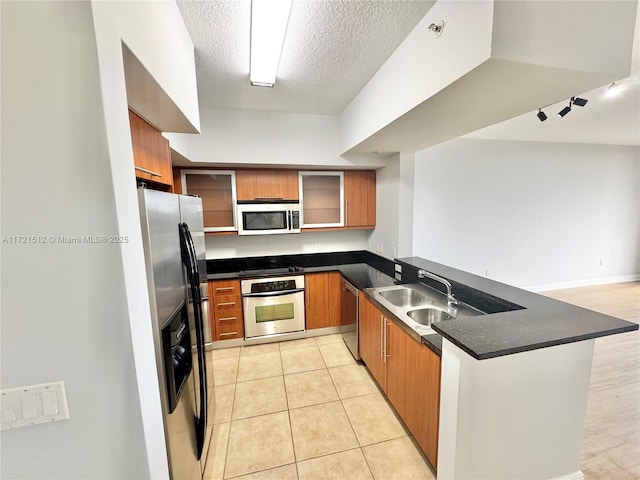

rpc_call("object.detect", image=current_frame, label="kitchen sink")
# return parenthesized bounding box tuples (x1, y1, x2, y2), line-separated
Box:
(379, 288, 427, 307)
(368, 283, 486, 335)
(407, 307, 454, 326)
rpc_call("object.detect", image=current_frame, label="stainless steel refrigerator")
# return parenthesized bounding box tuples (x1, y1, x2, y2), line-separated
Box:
(138, 188, 214, 480)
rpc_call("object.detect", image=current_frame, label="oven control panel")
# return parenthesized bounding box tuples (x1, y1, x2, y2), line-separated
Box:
(251, 279, 297, 293)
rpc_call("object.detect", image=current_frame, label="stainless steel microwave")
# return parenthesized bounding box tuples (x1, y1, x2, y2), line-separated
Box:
(237, 202, 301, 235)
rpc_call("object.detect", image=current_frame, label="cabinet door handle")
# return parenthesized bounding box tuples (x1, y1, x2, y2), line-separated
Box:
(218, 316, 237, 322)
(380, 315, 384, 359)
(382, 318, 386, 363)
(217, 301, 236, 307)
(384, 320, 390, 362)
(215, 286, 234, 292)
(134, 166, 162, 177)
(345, 199, 349, 226)
(219, 332, 237, 337)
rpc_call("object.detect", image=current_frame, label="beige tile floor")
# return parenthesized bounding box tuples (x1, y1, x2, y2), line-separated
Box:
(205, 334, 435, 480)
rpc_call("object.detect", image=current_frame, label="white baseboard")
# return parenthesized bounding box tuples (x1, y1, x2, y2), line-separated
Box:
(525, 274, 640, 293)
(551, 471, 584, 480)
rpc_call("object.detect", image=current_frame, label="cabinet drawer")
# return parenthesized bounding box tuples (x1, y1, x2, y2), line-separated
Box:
(215, 322, 244, 340)
(212, 294, 241, 312)
(215, 309, 243, 326)
(210, 280, 241, 296)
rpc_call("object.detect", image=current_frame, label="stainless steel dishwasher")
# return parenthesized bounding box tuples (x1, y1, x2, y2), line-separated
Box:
(341, 278, 360, 360)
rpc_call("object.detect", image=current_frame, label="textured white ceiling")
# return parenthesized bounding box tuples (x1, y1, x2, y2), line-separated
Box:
(177, 0, 435, 114)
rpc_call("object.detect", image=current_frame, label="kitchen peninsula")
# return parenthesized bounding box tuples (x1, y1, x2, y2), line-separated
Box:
(393, 257, 637, 480)
(208, 251, 637, 480)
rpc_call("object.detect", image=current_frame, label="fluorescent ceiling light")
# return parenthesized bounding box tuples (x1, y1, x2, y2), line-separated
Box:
(250, 0, 293, 87)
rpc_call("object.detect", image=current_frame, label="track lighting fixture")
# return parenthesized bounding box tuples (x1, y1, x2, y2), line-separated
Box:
(558, 103, 572, 117)
(606, 82, 621, 98)
(572, 96, 588, 107)
(537, 94, 588, 122)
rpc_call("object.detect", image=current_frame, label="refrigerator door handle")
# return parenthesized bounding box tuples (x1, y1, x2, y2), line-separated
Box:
(179, 223, 208, 460)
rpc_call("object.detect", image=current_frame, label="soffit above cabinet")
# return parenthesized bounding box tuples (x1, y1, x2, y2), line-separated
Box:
(339, 0, 638, 154)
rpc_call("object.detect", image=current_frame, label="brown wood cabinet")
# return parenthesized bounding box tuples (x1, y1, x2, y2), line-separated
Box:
(209, 279, 244, 340)
(129, 109, 173, 189)
(235, 169, 299, 202)
(299, 172, 343, 228)
(359, 294, 441, 469)
(344, 170, 376, 229)
(305, 272, 341, 329)
(387, 321, 441, 468)
(358, 294, 388, 390)
(179, 170, 237, 233)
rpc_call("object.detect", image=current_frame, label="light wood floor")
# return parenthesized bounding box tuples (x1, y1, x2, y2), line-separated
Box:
(544, 282, 640, 480)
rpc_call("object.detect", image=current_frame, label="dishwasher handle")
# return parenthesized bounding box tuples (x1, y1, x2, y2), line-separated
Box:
(341, 278, 359, 296)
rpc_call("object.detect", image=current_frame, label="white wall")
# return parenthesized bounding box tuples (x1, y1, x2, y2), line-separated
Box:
(1, 2, 148, 478)
(366, 156, 400, 260)
(1, 1, 200, 479)
(168, 106, 388, 169)
(206, 230, 369, 259)
(92, 1, 201, 478)
(412, 138, 640, 288)
(339, 0, 493, 154)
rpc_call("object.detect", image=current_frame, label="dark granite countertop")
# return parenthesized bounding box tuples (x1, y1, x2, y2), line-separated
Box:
(395, 257, 638, 360)
(206, 250, 398, 291)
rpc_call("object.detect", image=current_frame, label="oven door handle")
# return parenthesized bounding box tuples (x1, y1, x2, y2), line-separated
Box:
(242, 288, 305, 298)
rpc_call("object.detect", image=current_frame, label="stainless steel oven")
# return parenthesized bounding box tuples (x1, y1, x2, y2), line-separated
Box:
(241, 275, 305, 339)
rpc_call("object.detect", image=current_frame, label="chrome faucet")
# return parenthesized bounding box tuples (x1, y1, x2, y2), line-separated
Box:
(417, 269, 458, 306)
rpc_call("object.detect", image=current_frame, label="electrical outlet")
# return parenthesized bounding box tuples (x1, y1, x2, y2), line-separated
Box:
(392, 247, 397, 258)
(599, 258, 603, 267)
(315, 242, 320, 251)
(378, 243, 383, 254)
(485, 269, 489, 277)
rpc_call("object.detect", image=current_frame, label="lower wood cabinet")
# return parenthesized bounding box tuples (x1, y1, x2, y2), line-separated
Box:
(305, 272, 341, 329)
(387, 321, 441, 468)
(209, 279, 244, 340)
(358, 294, 388, 390)
(359, 294, 441, 469)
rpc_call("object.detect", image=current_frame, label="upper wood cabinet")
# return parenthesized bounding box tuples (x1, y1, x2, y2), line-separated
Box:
(344, 170, 376, 229)
(235, 169, 299, 202)
(299, 172, 344, 228)
(305, 272, 342, 329)
(129, 110, 173, 189)
(179, 170, 237, 232)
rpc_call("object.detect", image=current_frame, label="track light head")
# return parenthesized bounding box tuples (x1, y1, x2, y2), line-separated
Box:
(537, 109, 548, 122)
(606, 82, 621, 98)
(558, 104, 572, 117)
(572, 96, 588, 107)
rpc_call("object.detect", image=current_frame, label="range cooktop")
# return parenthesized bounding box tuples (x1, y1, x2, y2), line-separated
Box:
(238, 266, 304, 277)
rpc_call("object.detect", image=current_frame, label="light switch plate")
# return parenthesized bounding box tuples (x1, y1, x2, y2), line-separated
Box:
(1, 381, 69, 430)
